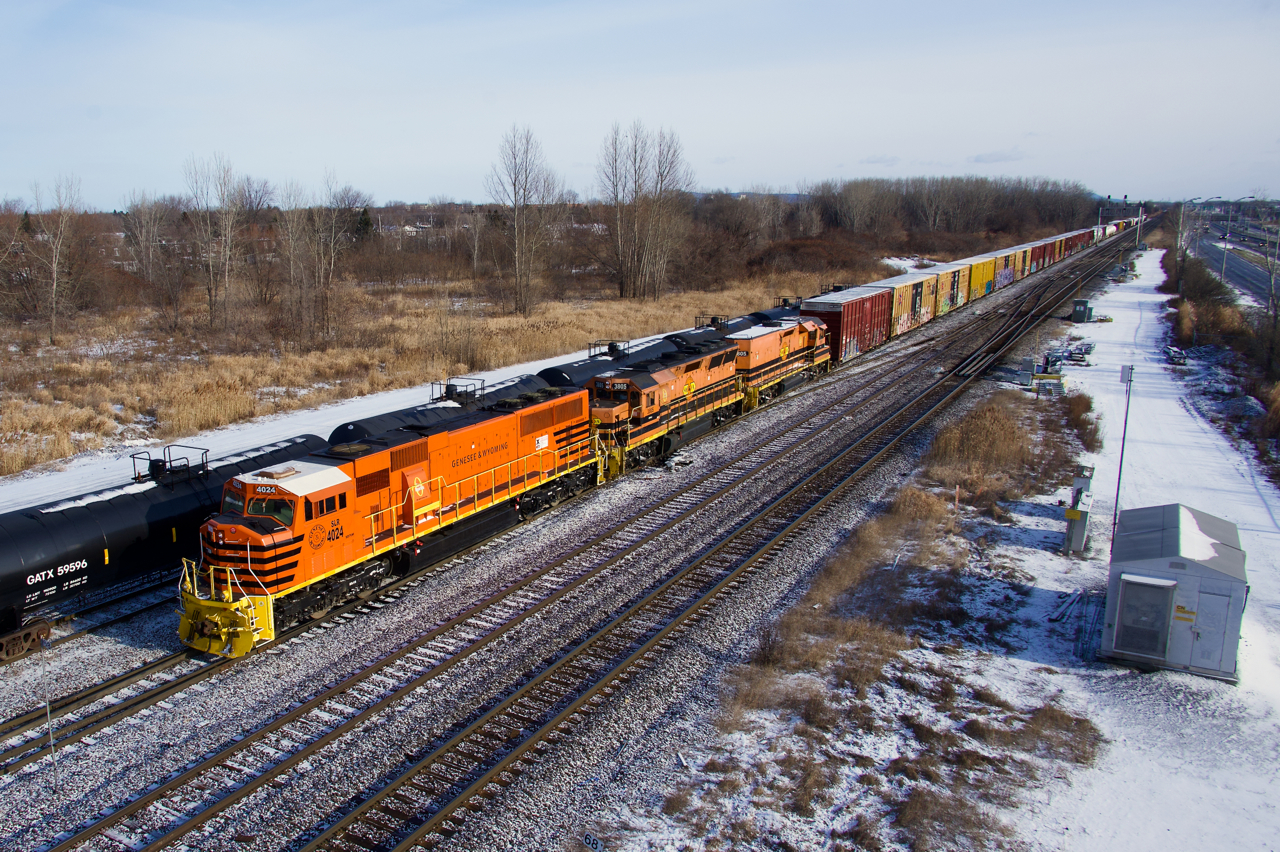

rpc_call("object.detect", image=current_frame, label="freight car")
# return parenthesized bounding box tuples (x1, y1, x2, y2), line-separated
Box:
(0, 436, 326, 660)
(802, 219, 1138, 364)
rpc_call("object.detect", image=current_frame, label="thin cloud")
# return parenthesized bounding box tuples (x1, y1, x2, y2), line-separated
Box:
(969, 149, 1025, 164)
(860, 155, 899, 166)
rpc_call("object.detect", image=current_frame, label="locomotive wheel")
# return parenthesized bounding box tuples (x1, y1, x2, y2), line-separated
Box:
(307, 605, 333, 621)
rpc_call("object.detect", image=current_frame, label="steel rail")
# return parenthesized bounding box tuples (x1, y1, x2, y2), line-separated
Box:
(295, 234, 1136, 851)
(40, 286, 1008, 852)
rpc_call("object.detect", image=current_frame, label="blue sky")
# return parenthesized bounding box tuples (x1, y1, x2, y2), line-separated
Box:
(3, 0, 1277, 209)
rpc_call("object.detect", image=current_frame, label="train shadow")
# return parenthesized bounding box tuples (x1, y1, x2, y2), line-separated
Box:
(58, 589, 187, 656)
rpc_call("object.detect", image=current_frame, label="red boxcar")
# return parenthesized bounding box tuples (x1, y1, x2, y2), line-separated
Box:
(1029, 240, 1050, 273)
(800, 285, 894, 362)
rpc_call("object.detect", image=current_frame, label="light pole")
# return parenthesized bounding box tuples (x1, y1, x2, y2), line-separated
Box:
(1221, 195, 1256, 284)
(1111, 365, 1136, 553)
(1175, 198, 1203, 296)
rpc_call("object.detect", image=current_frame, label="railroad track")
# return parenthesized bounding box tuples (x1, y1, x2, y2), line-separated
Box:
(28, 267, 1041, 852)
(0, 574, 181, 668)
(16, 230, 1138, 852)
(3, 274, 1016, 778)
(287, 232, 1139, 852)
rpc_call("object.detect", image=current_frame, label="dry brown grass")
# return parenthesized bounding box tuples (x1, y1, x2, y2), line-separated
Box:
(835, 814, 886, 852)
(0, 275, 802, 474)
(1062, 392, 1103, 452)
(892, 787, 1010, 852)
(0, 398, 116, 475)
(662, 786, 693, 816)
(925, 393, 1035, 505)
(963, 702, 1100, 766)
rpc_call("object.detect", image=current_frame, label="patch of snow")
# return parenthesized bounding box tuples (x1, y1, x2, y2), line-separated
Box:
(1001, 249, 1280, 851)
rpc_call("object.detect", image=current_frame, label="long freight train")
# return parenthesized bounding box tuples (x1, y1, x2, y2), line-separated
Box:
(0, 219, 1137, 660)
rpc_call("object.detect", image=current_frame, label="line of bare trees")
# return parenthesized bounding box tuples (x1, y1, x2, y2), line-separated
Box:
(106, 158, 372, 343)
(1, 159, 374, 347)
(2, 135, 1118, 344)
(802, 176, 1098, 238)
(479, 121, 696, 308)
(0, 178, 92, 344)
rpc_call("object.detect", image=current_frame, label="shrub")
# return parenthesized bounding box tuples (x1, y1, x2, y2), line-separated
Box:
(1062, 392, 1104, 452)
(893, 787, 1010, 851)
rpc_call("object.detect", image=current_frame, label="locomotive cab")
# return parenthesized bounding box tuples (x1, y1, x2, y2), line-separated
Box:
(180, 461, 353, 657)
(590, 371, 671, 448)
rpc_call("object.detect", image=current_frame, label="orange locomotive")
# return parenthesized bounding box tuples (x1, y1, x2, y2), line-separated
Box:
(727, 317, 830, 409)
(581, 317, 829, 476)
(180, 385, 596, 656)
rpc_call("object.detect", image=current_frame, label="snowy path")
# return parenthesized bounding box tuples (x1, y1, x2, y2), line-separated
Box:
(1015, 250, 1280, 851)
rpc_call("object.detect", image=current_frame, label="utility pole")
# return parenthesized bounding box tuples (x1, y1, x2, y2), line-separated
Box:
(1221, 195, 1256, 284)
(1176, 198, 1202, 296)
(1111, 365, 1135, 553)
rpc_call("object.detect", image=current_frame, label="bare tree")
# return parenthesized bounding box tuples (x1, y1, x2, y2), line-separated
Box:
(0, 198, 31, 321)
(184, 154, 245, 328)
(29, 177, 82, 343)
(239, 177, 279, 306)
(121, 191, 193, 331)
(595, 121, 694, 300)
(464, 205, 486, 280)
(312, 177, 373, 336)
(277, 180, 314, 336)
(275, 177, 372, 342)
(484, 125, 567, 314)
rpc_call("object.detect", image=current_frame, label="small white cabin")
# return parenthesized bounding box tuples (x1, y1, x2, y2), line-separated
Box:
(1099, 504, 1248, 682)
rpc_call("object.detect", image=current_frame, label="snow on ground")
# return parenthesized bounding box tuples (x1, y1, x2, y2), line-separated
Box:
(595, 249, 1280, 851)
(881, 257, 925, 273)
(1002, 249, 1280, 851)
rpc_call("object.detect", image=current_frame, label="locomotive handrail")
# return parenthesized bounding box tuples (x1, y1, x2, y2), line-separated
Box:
(131, 443, 210, 483)
(363, 437, 597, 553)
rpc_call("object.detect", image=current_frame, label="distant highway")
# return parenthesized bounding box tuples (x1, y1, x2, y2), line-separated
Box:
(1189, 225, 1275, 304)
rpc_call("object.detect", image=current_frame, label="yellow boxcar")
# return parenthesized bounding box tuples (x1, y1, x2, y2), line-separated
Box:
(1008, 243, 1035, 280)
(866, 271, 936, 337)
(987, 249, 1019, 289)
(929, 262, 970, 316)
(961, 255, 996, 301)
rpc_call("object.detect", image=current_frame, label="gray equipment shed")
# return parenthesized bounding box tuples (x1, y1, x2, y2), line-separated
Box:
(1099, 504, 1248, 682)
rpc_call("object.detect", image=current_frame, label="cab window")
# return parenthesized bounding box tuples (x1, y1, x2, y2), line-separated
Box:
(221, 490, 245, 516)
(246, 497, 295, 527)
(305, 494, 342, 521)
